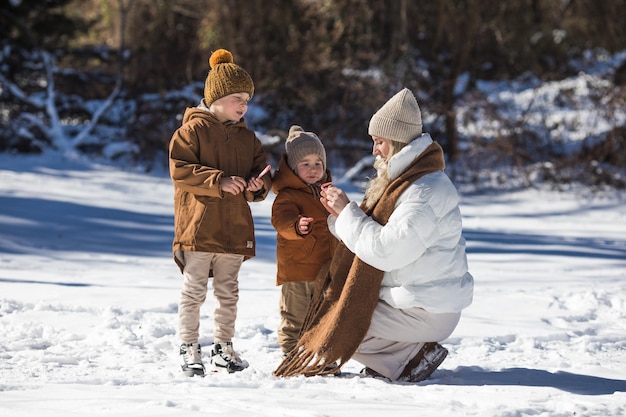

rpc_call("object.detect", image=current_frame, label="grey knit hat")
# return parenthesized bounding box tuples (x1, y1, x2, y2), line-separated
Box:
(285, 125, 326, 172)
(368, 88, 422, 143)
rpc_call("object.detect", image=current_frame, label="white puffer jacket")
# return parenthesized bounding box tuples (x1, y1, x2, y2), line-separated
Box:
(328, 133, 474, 313)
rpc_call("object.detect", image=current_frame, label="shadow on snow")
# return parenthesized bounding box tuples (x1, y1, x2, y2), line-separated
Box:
(435, 366, 626, 395)
(0, 195, 172, 257)
(0, 194, 278, 262)
(464, 229, 626, 261)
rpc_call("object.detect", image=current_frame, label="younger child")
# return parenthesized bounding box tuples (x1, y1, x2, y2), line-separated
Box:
(169, 49, 271, 377)
(271, 125, 338, 355)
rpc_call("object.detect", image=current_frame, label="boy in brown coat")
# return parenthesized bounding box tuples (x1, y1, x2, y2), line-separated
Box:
(271, 125, 337, 355)
(169, 49, 271, 377)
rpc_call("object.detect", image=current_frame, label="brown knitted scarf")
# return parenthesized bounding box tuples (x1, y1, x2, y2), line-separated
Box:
(274, 141, 446, 377)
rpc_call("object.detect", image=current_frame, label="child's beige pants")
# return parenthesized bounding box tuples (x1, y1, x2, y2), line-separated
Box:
(277, 280, 315, 354)
(177, 251, 244, 344)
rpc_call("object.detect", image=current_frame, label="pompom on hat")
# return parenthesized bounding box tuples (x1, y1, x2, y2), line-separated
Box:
(204, 49, 254, 105)
(285, 125, 327, 172)
(368, 88, 422, 143)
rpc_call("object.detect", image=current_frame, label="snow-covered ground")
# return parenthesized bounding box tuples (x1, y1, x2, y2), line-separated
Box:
(0, 152, 624, 417)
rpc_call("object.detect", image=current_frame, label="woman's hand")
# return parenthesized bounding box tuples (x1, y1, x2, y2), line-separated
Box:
(320, 185, 350, 216)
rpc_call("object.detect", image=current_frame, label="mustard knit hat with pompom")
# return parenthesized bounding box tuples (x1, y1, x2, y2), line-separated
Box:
(204, 49, 254, 105)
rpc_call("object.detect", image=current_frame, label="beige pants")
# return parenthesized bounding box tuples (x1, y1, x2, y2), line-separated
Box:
(277, 281, 315, 354)
(352, 301, 461, 381)
(177, 251, 244, 344)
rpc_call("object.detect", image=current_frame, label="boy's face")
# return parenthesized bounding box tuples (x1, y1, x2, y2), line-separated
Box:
(295, 154, 325, 185)
(210, 92, 250, 123)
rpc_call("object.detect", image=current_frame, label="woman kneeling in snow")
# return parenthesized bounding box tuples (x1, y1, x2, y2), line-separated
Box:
(274, 88, 474, 382)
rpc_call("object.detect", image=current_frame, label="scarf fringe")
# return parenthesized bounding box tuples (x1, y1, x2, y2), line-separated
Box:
(273, 345, 344, 377)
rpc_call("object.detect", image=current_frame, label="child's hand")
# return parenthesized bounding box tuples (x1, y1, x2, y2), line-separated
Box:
(246, 176, 264, 192)
(297, 216, 314, 235)
(221, 176, 247, 195)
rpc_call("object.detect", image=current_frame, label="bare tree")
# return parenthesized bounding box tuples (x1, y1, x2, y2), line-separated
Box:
(0, 0, 131, 156)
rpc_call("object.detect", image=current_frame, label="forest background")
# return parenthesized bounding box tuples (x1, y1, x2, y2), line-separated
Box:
(1, 0, 626, 190)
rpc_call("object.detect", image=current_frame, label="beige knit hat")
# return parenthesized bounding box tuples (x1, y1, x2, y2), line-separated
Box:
(368, 88, 422, 143)
(204, 49, 254, 105)
(285, 125, 327, 172)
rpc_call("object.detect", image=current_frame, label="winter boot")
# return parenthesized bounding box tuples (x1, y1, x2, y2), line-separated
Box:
(324, 361, 342, 376)
(399, 342, 448, 382)
(209, 342, 249, 373)
(360, 367, 390, 381)
(180, 342, 205, 377)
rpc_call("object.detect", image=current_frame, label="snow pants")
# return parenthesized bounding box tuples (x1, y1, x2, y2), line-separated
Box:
(277, 280, 316, 354)
(177, 251, 244, 344)
(352, 301, 461, 381)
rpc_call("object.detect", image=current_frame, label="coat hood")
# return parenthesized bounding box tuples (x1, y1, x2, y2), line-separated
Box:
(181, 102, 248, 128)
(387, 133, 439, 181)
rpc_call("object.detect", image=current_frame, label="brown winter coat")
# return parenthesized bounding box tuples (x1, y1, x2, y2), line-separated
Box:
(169, 107, 271, 272)
(271, 154, 337, 285)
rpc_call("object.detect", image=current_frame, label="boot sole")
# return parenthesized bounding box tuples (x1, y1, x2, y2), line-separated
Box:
(407, 346, 448, 382)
